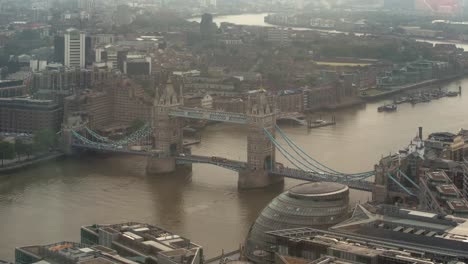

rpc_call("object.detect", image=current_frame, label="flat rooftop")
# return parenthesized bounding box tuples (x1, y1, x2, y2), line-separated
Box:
(436, 184, 459, 197)
(17, 241, 138, 264)
(447, 200, 468, 212)
(83, 222, 202, 252)
(426, 170, 449, 182)
(0, 97, 59, 109)
(267, 227, 468, 260)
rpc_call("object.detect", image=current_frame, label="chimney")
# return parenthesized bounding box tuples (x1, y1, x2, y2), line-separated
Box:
(419, 127, 423, 140)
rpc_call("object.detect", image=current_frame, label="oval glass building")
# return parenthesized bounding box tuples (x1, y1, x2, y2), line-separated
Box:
(245, 182, 350, 263)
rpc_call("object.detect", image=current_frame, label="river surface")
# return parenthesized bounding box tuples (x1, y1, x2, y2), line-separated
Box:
(1, 77, 467, 261)
(187, 13, 317, 31)
(188, 13, 468, 49)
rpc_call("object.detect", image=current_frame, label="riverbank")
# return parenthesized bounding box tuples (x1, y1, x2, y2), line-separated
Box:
(0, 152, 64, 174)
(359, 75, 464, 101)
(186, 11, 270, 20)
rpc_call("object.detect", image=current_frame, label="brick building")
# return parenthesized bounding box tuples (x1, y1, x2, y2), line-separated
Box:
(213, 97, 245, 113)
(0, 98, 62, 133)
(276, 90, 304, 113)
(303, 84, 337, 110)
(64, 78, 152, 131)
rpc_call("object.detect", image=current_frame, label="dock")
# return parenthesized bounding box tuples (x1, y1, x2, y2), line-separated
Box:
(183, 138, 201, 146)
(359, 74, 463, 101)
(307, 116, 336, 129)
(0, 152, 64, 174)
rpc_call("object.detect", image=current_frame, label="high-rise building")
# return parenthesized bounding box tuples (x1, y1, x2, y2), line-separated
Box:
(64, 28, 86, 68)
(200, 13, 216, 39)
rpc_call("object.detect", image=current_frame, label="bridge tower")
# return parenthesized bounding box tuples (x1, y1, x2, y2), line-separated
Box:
(146, 77, 185, 174)
(61, 115, 87, 155)
(238, 93, 284, 189)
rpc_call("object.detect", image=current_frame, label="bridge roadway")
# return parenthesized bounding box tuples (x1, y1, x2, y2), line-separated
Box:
(176, 155, 373, 192)
(71, 139, 374, 191)
(71, 143, 155, 156)
(168, 107, 248, 124)
(270, 167, 374, 192)
(169, 107, 307, 126)
(175, 155, 247, 171)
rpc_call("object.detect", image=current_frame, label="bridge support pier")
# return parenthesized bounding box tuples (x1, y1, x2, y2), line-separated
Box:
(238, 170, 283, 189)
(146, 156, 177, 174)
(61, 128, 74, 155)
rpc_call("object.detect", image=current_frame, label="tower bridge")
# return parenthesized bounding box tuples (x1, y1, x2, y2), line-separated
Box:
(62, 77, 375, 190)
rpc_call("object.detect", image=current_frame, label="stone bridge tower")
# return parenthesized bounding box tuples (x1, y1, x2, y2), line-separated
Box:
(238, 93, 284, 189)
(146, 77, 185, 174)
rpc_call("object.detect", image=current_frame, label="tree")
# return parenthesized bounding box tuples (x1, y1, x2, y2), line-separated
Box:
(0, 141, 15, 165)
(129, 119, 145, 133)
(15, 139, 29, 161)
(33, 128, 57, 153)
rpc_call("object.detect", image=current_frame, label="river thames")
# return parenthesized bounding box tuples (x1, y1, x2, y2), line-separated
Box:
(1, 14, 468, 262)
(1, 77, 467, 260)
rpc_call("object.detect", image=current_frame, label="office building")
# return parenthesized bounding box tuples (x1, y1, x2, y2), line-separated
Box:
(15, 241, 138, 264)
(81, 222, 203, 264)
(56, 33, 92, 65)
(95, 46, 128, 71)
(29, 60, 48, 72)
(64, 28, 86, 68)
(123, 55, 152, 76)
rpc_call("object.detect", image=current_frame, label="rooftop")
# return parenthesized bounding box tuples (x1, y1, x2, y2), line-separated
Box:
(426, 170, 449, 182)
(267, 225, 468, 261)
(288, 182, 348, 198)
(16, 241, 137, 264)
(0, 97, 59, 109)
(447, 200, 468, 212)
(436, 184, 459, 197)
(82, 222, 203, 262)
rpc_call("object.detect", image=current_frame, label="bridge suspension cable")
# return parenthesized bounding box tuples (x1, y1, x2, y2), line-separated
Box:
(71, 130, 114, 148)
(263, 128, 322, 175)
(83, 123, 152, 146)
(386, 172, 416, 196)
(264, 128, 344, 181)
(85, 127, 112, 143)
(265, 128, 373, 186)
(274, 125, 374, 178)
(397, 169, 420, 190)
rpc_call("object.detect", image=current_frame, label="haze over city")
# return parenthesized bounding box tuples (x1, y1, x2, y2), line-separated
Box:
(2, 0, 468, 264)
